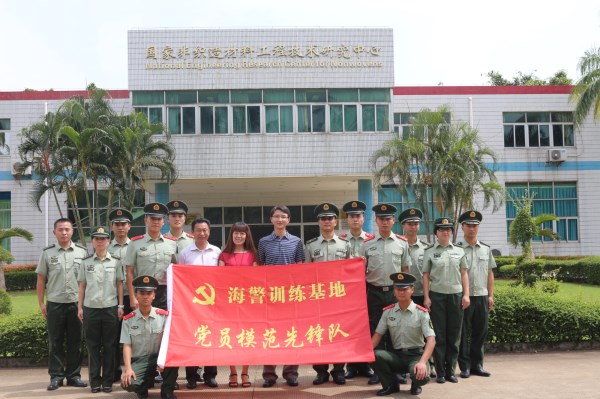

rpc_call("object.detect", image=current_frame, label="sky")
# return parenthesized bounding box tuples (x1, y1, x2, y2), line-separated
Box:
(1, 0, 599, 91)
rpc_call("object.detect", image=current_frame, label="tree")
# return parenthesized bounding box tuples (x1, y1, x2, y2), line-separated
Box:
(0, 227, 33, 290)
(487, 70, 572, 86)
(370, 106, 503, 241)
(508, 193, 559, 260)
(570, 47, 600, 127)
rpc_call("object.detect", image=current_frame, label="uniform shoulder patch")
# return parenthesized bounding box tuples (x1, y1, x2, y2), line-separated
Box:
(83, 254, 93, 260)
(186, 233, 194, 238)
(395, 234, 407, 241)
(156, 308, 169, 316)
(415, 304, 429, 312)
(123, 311, 136, 320)
(455, 241, 463, 247)
(419, 239, 430, 246)
(339, 233, 348, 238)
(424, 244, 435, 250)
(131, 235, 145, 241)
(363, 235, 375, 243)
(382, 303, 395, 311)
(42, 244, 56, 251)
(76, 244, 87, 250)
(479, 241, 490, 247)
(112, 254, 121, 260)
(306, 237, 318, 245)
(338, 235, 349, 242)
(365, 233, 375, 239)
(163, 235, 176, 241)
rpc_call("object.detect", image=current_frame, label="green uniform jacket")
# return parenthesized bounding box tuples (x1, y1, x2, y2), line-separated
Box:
(78, 252, 124, 308)
(304, 234, 351, 262)
(360, 233, 412, 286)
(124, 234, 177, 285)
(36, 242, 88, 303)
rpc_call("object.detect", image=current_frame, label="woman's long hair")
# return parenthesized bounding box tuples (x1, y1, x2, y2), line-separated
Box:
(222, 222, 258, 260)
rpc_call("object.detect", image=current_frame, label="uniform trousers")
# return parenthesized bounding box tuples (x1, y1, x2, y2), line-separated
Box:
(458, 295, 489, 372)
(371, 348, 430, 389)
(429, 291, 463, 378)
(83, 306, 119, 388)
(262, 365, 298, 382)
(313, 363, 345, 377)
(121, 354, 178, 395)
(46, 301, 83, 382)
(113, 295, 132, 380)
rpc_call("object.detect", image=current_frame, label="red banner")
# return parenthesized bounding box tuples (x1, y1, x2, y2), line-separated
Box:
(157, 259, 374, 367)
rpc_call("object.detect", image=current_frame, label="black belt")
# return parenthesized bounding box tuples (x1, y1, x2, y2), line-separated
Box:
(394, 348, 421, 352)
(367, 283, 393, 292)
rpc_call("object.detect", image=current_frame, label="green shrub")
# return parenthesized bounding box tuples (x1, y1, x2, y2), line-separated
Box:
(2, 264, 36, 273)
(496, 264, 518, 279)
(4, 271, 37, 291)
(0, 314, 48, 359)
(495, 256, 518, 267)
(0, 290, 12, 315)
(539, 279, 560, 294)
(489, 286, 600, 343)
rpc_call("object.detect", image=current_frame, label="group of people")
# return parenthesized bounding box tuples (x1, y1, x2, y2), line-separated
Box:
(35, 198, 496, 398)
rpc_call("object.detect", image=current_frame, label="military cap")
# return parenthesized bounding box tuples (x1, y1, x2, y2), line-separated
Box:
(132, 275, 159, 291)
(372, 203, 397, 217)
(342, 200, 367, 215)
(390, 272, 416, 287)
(459, 210, 482, 225)
(314, 202, 339, 218)
(166, 200, 188, 214)
(398, 208, 423, 224)
(144, 202, 168, 217)
(90, 226, 110, 238)
(433, 217, 454, 233)
(109, 208, 133, 223)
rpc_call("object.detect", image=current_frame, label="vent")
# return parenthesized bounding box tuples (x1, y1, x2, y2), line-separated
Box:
(548, 149, 567, 163)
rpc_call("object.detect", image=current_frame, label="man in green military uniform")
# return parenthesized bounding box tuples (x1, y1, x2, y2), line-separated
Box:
(77, 226, 124, 393)
(422, 217, 470, 384)
(121, 275, 178, 399)
(109, 208, 133, 381)
(360, 203, 412, 385)
(166, 200, 194, 252)
(305, 202, 351, 386)
(124, 202, 177, 311)
(341, 200, 376, 381)
(457, 210, 496, 379)
(36, 218, 89, 391)
(371, 272, 435, 396)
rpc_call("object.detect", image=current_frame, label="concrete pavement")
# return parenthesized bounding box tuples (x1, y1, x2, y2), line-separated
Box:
(0, 351, 598, 398)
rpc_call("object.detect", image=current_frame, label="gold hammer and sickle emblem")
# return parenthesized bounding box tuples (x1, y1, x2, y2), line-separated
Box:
(192, 283, 216, 305)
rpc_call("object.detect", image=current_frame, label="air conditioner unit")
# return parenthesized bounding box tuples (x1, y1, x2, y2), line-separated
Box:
(548, 149, 567, 163)
(11, 163, 32, 176)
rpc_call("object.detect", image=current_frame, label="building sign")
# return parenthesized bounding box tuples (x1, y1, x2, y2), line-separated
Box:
(129, 28, 394, 90)
(157, 259, 374, 367)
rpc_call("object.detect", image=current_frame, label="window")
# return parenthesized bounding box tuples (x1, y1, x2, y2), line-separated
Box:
(0, 119, 10, 130)
(134, 107, 163, 124)
(266, 105, 293, 133)
(505, 182, 578, 241)
(167, 106, 195, 134)
(503, 112, 574, 148)
(363, 104, 389, 132)
(378, 185, 441, 235)
(200, 106, 228, 134)
(132, 91, 164, 106)
(330, 105, 357, 132)
(233, 106, 261, 133)
(393, 112, 450, 139)
(298, 105, 325, 133)
(0, 192, 11, 252)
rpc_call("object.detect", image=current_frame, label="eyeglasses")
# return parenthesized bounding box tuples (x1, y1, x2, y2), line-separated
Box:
(271, 215, 289, 220)
(319, 216, 335, 221)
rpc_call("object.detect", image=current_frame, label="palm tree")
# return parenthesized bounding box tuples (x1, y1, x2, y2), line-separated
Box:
(0, 227, 33, 290)
(371, 106, 502, 241)
(570, 47, 600, 127)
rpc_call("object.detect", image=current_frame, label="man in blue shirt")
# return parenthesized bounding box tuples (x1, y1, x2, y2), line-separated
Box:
(258, 205, 305, 388)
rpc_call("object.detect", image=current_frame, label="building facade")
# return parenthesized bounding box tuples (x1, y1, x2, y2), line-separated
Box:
(0, 28, 597, 263)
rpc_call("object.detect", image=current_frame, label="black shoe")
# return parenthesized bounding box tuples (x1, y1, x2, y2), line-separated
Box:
(344, 368, 358, 379)
(102, 386, 113, 393)
(471, 368, 491, 377)
(286, 378, 299, 387)
(359, 369, 375, 378)
(447, 375, 458, 383)
(67, 378, 88, 387)
(332, 374, 346, 385)
(460, 370, 470, 378)
(91, 386, 101, 393)
(430, 370, 437, 378)
(436, 376, 446, 384)
(410, 383, 422, 395)
(262, 379, 276, 388)
(155, 374, 163, 383)
(204, 377, 218, 388)
(396, 373, 408, 384)
(186, 380, 197, 389)
(368, 374, 380, 385)
(313, 373, 329, 385)
(47, 380, 63, 391)
(377, 384, 400, 396)
(173, 382, 179, 390)
(136, 390, 149, 399)
(161, 391, 177, 399)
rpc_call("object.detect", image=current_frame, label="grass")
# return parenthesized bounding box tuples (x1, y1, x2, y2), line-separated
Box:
(495, 279, 600, 305)
(2, 290, 39, 317)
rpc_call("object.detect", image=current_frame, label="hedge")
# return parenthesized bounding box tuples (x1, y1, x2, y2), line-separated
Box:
(0, 314, 48, 359)
(489, 286, 600, 343)
(4, 271, 37, 291)
(493, 256, 600, 284)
